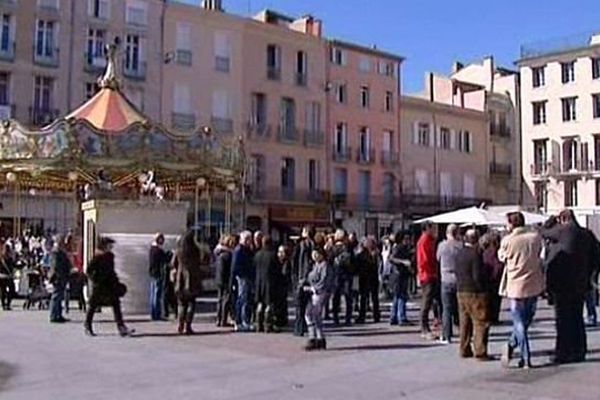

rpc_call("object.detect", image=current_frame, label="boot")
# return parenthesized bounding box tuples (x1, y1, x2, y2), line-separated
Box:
(185, 323, 195, 335)
(304, 339, 318, 351)
(84, 324, 96, 337)
(316, 338, 327, 350)
(117, 324, 135, 337)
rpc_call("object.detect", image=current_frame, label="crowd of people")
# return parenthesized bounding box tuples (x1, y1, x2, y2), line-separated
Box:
(2, 209, 599, 366)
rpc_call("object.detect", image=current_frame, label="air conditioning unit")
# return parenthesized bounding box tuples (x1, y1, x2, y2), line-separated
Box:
(0, 105, 12, 120)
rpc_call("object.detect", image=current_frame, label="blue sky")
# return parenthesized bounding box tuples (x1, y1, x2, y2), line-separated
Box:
(183, 0, 600, 93)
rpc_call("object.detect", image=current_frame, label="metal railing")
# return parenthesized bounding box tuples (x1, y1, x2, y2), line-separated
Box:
(171, 112, 196, 131)
(267, 66, 281, 81)
(489, 162, 512, 177)
(490, 124, 511, 138)
(84, 52, 107, 72)
(356, 148, 376, 164)
(276, 125, 299, 143)
(303, 129, 324, 147)
(295, 73, 307, 87)
(246, 122, 271, 141)
(0, 41, 15, 62)
(123, 61, 147, 80)
(249, 187, 328, 204)
(211, 117, 234, 134)
(33, 46, 59, 67)
(176, 49, 192, 66)
(332, 146, 352, 163)
(380, 150, 400, 166)
(215, 56, 230, 72)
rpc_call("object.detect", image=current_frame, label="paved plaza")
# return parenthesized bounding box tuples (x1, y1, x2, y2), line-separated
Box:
(0, 300, 599, 400)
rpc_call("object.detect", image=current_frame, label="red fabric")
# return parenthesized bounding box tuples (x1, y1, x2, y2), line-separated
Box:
(417, 232, 438, 284)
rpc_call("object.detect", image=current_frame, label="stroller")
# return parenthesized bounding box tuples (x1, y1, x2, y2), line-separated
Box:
(65, 271, 87, 313)
(22, 269, 50, 310)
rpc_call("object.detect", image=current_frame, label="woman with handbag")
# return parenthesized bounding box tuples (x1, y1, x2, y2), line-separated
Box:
(84, 237, 134, 337)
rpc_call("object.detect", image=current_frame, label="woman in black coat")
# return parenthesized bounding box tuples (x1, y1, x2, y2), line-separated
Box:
(215, 235, 234, 327)
(254, 236, 279, 333)
(84, 237, 133, 337)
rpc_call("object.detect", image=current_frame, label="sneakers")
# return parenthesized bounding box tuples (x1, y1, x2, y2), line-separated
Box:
(501, 343, 514, 368)
(50, 316, 70, 323)
(438, 338, 451, 345)
(421, 331, 439, 341)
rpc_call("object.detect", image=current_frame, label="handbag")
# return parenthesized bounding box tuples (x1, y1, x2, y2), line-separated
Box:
(116, 282, 127, 298)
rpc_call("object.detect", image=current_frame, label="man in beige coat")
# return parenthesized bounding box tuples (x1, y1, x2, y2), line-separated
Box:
(498, 212, 545, 369)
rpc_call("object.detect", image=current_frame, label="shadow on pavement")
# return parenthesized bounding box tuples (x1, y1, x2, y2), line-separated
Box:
(0, 362, 17, 393)
(330, 342, 440, 352)
(334, 329, 422, 338)
(132, 330, 232, 338)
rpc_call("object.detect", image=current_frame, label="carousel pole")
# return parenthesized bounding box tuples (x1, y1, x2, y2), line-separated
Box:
(6, 172, 17, 237)
(195, 177, 207, 245)
(206, 185, 212, 241)
(68, 171, 79, 233)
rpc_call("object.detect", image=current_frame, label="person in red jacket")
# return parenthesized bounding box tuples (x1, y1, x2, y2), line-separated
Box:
(417, 222, 440, 339)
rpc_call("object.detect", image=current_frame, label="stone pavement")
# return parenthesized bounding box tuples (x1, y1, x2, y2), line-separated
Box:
(0, 300, 599, 400)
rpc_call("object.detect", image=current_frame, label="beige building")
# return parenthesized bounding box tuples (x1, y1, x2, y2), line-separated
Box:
(519, 32, 600, 224)
(400, 94, 490, 220)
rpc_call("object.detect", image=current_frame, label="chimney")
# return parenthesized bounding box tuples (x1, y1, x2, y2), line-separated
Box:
(453, 62, 464, 73)
(203, 0, 223, 11)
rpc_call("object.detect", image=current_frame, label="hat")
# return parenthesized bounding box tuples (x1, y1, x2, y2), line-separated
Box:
(98, 236, 115, 250)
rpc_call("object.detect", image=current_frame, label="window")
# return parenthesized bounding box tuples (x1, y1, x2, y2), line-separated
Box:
(593, 94, 600, 119)
(463, 173, 475, 198)
(561, 61, 576, 84)
(35, 20, 56, 58)
(384, 91, 394, 112)
(214, 31, 231, 73)
(125, 0, 147, 26)
(279, 97, 295, 135)
(86, 28, 106, 67)
(415, 169, 429, 194)
(175, 23, 192, 66)
(88, 0, 109, 19)
(532, 66, 545, 88)
(458, 130, 472, 153)
(212, 90, 231, 119)
(360, 85, 370, 108)
(378, 61, 395, 77)
(532, 101, 547, 125)
(305, 101, 321, 134)
(295, 51, 307, 86)
(383, 173, 395, 204)
(335, 122, 348, 153)
(596, 180, 600, 206)
(359, 126, 371, 162)
(562, 138, 579, 172)
(533, 139, 548, 174)
(564, 180, 578, 207)
(439, 127, 451, 149)
(38, 0, 59, 9)
(359, 56, 370, 72)
(173, 84, 191, 114)
(562, 97, 577, 122)
(440, 172, 452, 199)
(308, 159, 319, 192)
(330, 47, 346, 66)
(125, 34, 141, 72)
(416, 122, 430, 147)
(250, 154, 266, 195)
(85, 82, 99, 99)
(336, 83, 347, 104)
(383, 130, 393, 152)
(0, 14, 11, 54)
(250, 93, 267, 128)
(334, 168, 348, 197)
(535, 182, 547, 210)
(0, 72, 9, 105)
(358, 171, 371, 206)
(266, 44, 281, 80)
(593, 57, 600, 80)
(33, 76, 53, 111)
(281, 157, 295, 192)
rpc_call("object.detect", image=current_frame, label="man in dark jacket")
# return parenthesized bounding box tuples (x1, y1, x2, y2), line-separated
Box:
(542, 209, 600, 364)
(49, 235, 72, 323)
(388, 233, 413, 325)
(455, 229, 491, 360)
(232, 231, 255, 332)
(254, 236, 279, 333)
(357, 237, 380, 323)
(84, 237, 133, 337)
(215, 236, 234, 327)
(148, 233, 168, 321)
(331, 229, 355, 326)
(292, 226, 315, 336)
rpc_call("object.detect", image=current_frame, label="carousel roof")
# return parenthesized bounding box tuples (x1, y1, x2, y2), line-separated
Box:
(66, 86, 147, 133)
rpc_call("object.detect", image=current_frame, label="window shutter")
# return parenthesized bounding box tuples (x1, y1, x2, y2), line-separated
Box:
(450, 129, 456, 150)
(429, 124, 435, 148)
(412, 121, 419, 144)
(467, 132, 473, 153)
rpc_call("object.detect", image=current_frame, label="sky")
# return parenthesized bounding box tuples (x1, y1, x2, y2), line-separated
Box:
(183, 0, 600, 93)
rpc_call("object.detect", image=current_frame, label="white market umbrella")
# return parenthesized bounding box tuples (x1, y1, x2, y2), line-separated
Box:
(414, 206, 506, 225)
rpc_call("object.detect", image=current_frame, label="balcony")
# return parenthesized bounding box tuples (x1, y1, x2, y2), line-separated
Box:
(490, 124, 511, 139)
(175, 50, 192, 66)
(303, 129, 324, 147)
(29, 107, 59, 127)
(295, 73, 307, 87)
(267, 66, 281, 81)
(356, 148, 376, 164)
(249, 187, 328, 204)
(276, 125, 299, 143)
(123, 62, 147, 81)
(490, 162, 512, 177)
(215, 56, 230, 73)
(211, 116, 233, 135)
(38, 0, 59, 12)
(33, 47, 59, 68)
(332, 146, 352, 163)
(246, 122, 271, 141)
(400, 194, 492, 215)
(84, 53, 107, 73)
(381, 150, 400, 167)
(0, 42, 15, 62)
(171, 112, 196, 132)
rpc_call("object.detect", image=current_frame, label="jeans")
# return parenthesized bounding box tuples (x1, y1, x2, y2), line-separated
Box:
(332, 275, 354, 324)
(235, 278, 253, 327)
(441, 284, 458, 340)
(420, 280, 440, 333)
(305, 293, 329, 340)
(585, 290, 597, 325)
(149, 278, 164, 320)
(49, 282, 66, 321)
(391, 293, 408, 323)
(508, 297, 537, 365)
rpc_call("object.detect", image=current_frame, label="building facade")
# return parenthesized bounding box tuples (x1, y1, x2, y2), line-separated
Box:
(519, 32, 600, 223)
(400, 95, 490, 220)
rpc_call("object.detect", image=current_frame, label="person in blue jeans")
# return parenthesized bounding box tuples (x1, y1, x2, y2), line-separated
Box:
(149, 233, 168, 321)
(436, 224, 462, 343)
(388, 232, 413, 325)
(498, 212, 545, 369)
(232, 231, 256, 332)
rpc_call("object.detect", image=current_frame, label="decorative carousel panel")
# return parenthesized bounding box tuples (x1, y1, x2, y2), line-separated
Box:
(75, 123, 106, 157)
(1, 124, 38, 160)
(37, 124, 69, 158)
(146, 129, 172, 157)
(185, 134, 207, 159)
(113, 130, 142, 157)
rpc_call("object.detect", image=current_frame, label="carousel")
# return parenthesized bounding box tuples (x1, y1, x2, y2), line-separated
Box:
(0, 43, 245, 313)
